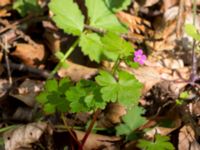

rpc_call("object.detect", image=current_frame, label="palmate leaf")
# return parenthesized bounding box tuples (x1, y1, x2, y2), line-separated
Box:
(65, 80, 106, 112)
(79, 33, 104, 62)
(96, 70, 142, 106)
(85, 0, 127, 33)
(79, 32, 119, 62)
(137, 134, 175, 150)
(49, 0, 84, 36)
(44, 79, 58, 92)
(116, 106, 147, 136)
(36, 78, 71, 114)
(44, 103, 56, 114)
(101, 32, 134, 60)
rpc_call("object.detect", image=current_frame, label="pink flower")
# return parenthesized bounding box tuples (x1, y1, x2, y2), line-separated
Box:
(133, 49, 147, 65)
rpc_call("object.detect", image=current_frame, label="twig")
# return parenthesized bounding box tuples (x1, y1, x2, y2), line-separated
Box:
(2, 36, 12, 85)
(84, 24, 105, 34)
(0, 16, 45, 47)
(84, 24, 161, 41)
(190, 0, 198, 83)
(2, 61, 51, 79)
(176, 0, 185, 39)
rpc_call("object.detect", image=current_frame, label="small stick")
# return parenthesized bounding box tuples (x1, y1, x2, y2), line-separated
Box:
(3, 36, 12, 85)
(2, 61, 51, 79)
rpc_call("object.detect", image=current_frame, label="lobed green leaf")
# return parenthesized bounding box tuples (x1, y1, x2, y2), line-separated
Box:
(101, 32, 134, 59)
(96, 70, 142, 106)
(79, 33, 104, 62)
(45, 79, 58, 92)
(137, 134, 175, 150)
(116, 106, 147, 136)
(66, 80, 106, 112)
(85, 0, 127, 33)
(49, 0, 84, 36)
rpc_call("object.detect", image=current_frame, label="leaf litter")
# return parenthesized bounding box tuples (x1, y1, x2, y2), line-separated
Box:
(0, 0, 200, 149)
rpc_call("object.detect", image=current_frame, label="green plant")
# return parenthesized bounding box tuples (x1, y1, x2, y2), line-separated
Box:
(116, 106, 147, 141)
(13, 0, 42, 17)
(48, 0, 133, 74)
(96, 70, 142, 106)
(137, 134, 175, 150)
(184, 24, 200, 41)
(35, 0, 175, 149)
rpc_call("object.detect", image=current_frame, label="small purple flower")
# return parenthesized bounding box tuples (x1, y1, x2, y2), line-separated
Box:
(133, 49, 147, 65)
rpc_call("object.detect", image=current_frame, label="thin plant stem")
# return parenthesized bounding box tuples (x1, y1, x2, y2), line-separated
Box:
(61, 113, 82, 149)
(48, 38, 79, 79)
(80, 109, 101, 149)
(112, 57, 120, 75)
(191, 0, 197, 82)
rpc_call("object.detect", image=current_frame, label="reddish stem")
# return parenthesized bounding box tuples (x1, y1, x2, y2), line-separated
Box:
(80, 109, 100, 149)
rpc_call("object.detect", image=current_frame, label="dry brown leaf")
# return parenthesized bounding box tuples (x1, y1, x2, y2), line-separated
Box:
(156, 58, 184, 69)
(97, 103, 126, 128)
(178, 125, 200, 150)
(58, 60, 98, 81)
(192, 101, 200, 117)
(0, 0, 11, 6)
(0, 79, 10, 99)
(185, 0, 200, 7)
(9, 79, 44, 107)
(164, 6, 179, 21)
(75, 130, 121, 150)
(163, 0, 178, 11)
(116, 11, 151, 34)
(123, 60, 190, 94)
(145, 109, 181, 137)
(135, 0, 159, 7)
(43, 30, 61, 53)
(3, 122, 53, 150)
(42, 21, 63, 54)
(11, 43, 46, 68)
(0, 9, 10, 17)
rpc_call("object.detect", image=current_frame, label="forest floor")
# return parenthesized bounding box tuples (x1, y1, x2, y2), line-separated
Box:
(0, 0, 200, 150)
